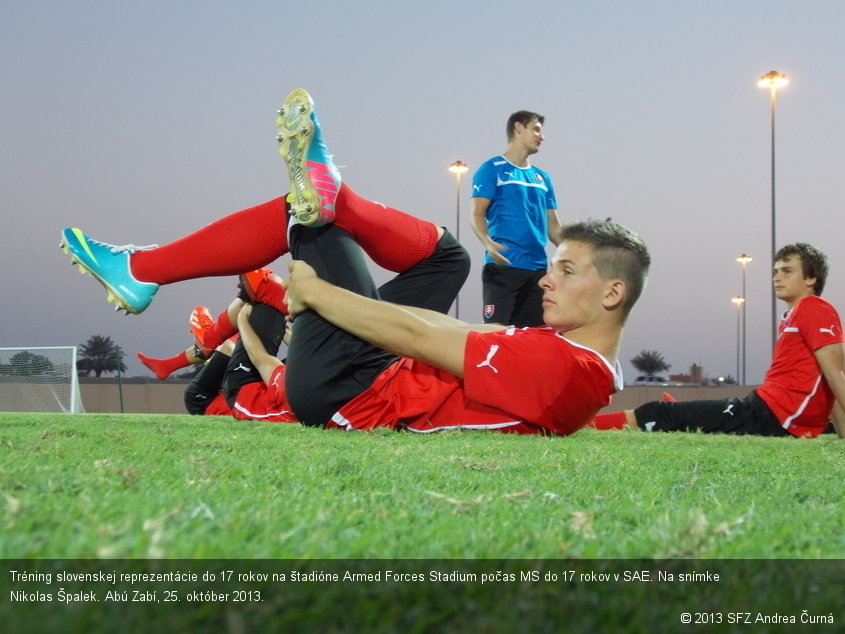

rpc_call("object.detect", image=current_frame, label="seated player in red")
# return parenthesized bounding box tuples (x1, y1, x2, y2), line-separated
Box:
(591, 243, 845, 438)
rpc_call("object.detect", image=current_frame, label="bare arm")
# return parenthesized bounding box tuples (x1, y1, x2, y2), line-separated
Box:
(547, 209, 562, 245)
(395, 304, 506, 332)
(831, 402, 845, 439)
(285, 261, 470, 376)
(237, 304, 284, 386)
(814, 342, 845, 438)
(470, 197, 510, 265)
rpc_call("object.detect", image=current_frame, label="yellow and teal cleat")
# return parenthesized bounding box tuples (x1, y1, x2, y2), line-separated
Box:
(276, 88, 341, 226)
(59, 227, 159, 314)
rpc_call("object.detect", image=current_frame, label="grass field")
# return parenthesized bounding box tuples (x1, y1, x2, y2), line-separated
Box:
(3, 412, 844, 632)
(2, 412, 843, 559)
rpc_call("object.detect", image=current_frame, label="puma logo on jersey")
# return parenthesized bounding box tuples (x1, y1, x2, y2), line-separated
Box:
(820, 325, 837, 336)
(723, 404, 735, 416)
(476, 345, 500, 373)
(233, 363, 252, 372)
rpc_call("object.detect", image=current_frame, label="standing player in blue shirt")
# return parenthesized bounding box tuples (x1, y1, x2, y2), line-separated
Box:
(470, 110, 561, 327)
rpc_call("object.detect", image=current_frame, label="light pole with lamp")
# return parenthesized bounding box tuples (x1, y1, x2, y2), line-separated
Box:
(736, 253, 752, 384)
(731, 296, 746, 384)
(757, 70, 788, 350)
(113, 344, 125, 413)
(448, 160, 468, 319)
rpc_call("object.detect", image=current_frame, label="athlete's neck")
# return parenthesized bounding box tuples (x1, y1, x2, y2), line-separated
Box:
(502, 149, 531, 168)
(561, 325, 622, 367)
(785, 291, 817, 310)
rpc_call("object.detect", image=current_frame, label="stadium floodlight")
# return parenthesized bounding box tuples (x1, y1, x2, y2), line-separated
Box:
(0, 346, 85, 413)
(448, 160, 469, 319)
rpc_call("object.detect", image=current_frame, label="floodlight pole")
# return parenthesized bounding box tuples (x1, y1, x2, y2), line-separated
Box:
(736, 254, 752, 384)
(114, 345, 124, 413)
(758, 70, 788, 350)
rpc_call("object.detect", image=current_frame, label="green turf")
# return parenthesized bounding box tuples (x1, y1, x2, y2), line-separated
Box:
(2, 412, 843, 559)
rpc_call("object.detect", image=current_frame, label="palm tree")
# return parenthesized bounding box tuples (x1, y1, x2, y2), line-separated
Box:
(630, 349, 671, 377)
(78, 335, 126, 377)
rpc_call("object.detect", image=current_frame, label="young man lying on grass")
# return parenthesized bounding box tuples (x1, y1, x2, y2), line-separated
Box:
(266, 90, 651, 435)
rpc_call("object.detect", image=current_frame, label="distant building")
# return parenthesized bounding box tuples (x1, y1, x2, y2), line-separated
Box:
(669, 363, 703, 385)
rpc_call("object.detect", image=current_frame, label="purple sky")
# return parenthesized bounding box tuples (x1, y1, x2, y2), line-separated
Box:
(3, 1, 844, 386)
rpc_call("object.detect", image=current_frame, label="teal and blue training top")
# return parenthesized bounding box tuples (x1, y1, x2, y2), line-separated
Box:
(472, 155, 558, 270)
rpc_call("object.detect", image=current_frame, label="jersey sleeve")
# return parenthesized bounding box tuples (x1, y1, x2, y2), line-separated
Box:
(266, 365, 288, 409)
(471, 160, 497, 200)
(800, 298, 845, 351)
(540, 169, 558, 210)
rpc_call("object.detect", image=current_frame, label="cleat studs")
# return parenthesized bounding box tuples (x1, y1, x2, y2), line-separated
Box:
(277, 108, 284, 116)
(298, 104, 307, 114)
(276, 134, 284, 142)
(300, 126, 309, 135)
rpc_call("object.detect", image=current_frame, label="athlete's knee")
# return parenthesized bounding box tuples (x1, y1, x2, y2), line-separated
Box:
(437, 230, 471, 276)
(633, 400, 673, 432)
(184, 385, 210, 415)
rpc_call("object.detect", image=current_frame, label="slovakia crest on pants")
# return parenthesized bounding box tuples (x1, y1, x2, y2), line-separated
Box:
(484, 304, 495, 319)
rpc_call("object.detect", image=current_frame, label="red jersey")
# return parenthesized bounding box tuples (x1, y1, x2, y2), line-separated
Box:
(233, 366, 299, 423)
(756, 295, 844, 437)
(326, 326, 621, 435)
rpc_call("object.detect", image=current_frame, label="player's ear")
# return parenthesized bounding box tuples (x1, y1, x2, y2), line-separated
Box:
(603, 279, 626, 311)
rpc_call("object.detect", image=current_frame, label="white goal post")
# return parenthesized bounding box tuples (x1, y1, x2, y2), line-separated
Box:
(0, 346, 85, 413)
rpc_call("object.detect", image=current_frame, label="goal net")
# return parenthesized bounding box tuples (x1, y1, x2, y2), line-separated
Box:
(0, 346, 85, 413)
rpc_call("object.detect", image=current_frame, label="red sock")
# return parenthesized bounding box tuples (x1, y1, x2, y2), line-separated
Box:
(131, 198, 289, 284)
(137, 351, 191, 380)
(335, 185, 439, 271)
(254, 279, 288, 314)
(130, 188, 438, 282)
(589, 411, 629, 430)
(661, 392, 676, 402)
(202, 309, 238, 351)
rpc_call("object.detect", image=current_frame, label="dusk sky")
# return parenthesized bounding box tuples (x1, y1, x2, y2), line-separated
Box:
(3, 1, 844, 386)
